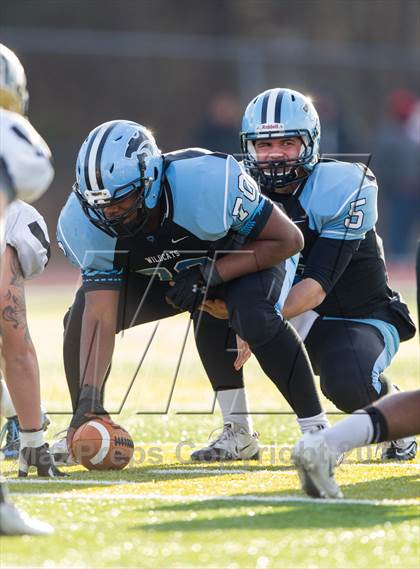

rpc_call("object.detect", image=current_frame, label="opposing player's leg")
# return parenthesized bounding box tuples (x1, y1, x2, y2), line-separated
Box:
(0, 377, 50, 460)
(292, 390, 420, 499)
(305, 317, 416, 460)
(191, 311, 259, 461)
(0, 245, 62, 477)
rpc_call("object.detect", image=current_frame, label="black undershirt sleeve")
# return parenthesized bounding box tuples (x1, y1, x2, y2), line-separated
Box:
(240, 197, 274, 241)
(302, 237, 362, 294)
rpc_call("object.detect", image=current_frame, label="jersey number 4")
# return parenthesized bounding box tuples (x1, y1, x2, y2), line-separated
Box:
(344, 198, 366, 230)
(232, 174, 258, 222)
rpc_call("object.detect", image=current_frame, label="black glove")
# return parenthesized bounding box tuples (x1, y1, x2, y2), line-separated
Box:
(165, 266, 206, 312)
(68, 385, 111, 442)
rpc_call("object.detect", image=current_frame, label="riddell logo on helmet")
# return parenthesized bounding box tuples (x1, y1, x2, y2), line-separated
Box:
(256, 123, 284, 131)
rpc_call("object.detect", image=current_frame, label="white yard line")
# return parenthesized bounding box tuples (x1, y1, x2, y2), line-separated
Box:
(148, 469, 294, 475)
(4, 462, 419, 485)
(6, 478, 132, 485)
(9, 491, 420, 507)
(338, 463, 420, 468)
(150, 464, 420, 470)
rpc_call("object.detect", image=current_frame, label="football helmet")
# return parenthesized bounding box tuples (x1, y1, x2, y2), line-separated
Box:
(0, 44, 29, 115)
(240, 88, 320, 192)
(73, 120, 162, 237)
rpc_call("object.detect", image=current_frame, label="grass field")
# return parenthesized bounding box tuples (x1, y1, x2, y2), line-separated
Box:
(1, 278, 419, 569)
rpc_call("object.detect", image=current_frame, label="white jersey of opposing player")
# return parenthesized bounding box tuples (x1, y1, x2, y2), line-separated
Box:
(0, 108, 54, 203)
(0, 200, 50, 278)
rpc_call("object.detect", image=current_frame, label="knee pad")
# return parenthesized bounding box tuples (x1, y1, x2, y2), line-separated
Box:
(229, 302, 282, 348)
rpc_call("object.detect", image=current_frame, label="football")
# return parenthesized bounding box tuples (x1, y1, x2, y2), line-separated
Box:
(71, 418, 134, 471)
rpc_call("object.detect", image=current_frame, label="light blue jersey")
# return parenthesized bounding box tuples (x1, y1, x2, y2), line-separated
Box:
(57, 149, 273, 288)
(299, 161, 378, 241)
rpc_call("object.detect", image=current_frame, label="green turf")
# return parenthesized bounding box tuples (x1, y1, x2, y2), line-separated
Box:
(1, 284, 419, 568)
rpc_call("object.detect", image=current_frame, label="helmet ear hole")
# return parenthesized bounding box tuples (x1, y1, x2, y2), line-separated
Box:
(109, 164, 114, 174)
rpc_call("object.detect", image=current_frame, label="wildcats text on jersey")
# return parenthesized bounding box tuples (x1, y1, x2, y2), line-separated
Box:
(144, 250, 181, 264)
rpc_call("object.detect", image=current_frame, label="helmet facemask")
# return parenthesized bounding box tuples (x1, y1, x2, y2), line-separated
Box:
(74, 155, 154, 238)
(241, 129, 316, 193)
(240, 88, 321, 194)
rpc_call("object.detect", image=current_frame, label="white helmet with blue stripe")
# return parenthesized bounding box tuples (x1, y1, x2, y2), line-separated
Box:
(0, 43, 29, 115)
(240, 88, 320, 191)
(73, 119, 162, 237)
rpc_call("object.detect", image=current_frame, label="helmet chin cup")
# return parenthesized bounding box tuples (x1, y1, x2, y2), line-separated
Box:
(74, 182, 149, 238)
(245, 157, 309, 193)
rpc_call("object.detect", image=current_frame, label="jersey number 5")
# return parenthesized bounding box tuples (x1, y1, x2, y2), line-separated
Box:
(344, 198, 366, 230)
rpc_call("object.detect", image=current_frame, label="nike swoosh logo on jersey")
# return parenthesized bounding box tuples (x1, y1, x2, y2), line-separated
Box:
(171, 236, 189, 244)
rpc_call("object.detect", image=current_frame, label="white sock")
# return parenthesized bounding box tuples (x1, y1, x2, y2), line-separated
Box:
(216, 388, 253, 433)
(20, 429, 44, 449)
(324, 411, 374, 454)
(297, 411, 330, 434)
(0, 378, 17, 418)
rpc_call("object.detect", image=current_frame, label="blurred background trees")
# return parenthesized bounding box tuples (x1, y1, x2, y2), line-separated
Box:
(2, 0, 419, 262)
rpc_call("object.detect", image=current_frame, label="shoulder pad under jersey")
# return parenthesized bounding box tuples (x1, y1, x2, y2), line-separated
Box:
(300, 160, 378, 240)
(165, 150, 262, 240)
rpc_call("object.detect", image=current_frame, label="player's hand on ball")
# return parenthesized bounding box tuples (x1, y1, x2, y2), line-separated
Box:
(166, 267, 206, 312)
(234, 335, 252, 370)
(67, 385, 114, 448)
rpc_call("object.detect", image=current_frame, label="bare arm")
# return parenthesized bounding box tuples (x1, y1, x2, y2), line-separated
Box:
(66, 288, 120, 446)
(216, 204, 304, 282)
(79, 289, 120, 392)
(282, 278, 326, 321)
(0, 245, 41, 430)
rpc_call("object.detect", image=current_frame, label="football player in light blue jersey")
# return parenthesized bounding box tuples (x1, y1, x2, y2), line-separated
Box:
(56, 119, 331, 462)
(198, 88, 416, 462)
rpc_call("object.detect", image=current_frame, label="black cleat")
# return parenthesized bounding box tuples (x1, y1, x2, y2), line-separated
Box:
(382, 439, 417, 461)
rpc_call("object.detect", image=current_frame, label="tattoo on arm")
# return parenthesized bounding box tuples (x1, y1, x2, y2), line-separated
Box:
(1, 249, 31, 342)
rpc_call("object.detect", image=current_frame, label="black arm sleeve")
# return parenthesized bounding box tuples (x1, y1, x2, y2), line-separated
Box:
(303, 237, 362, 294)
